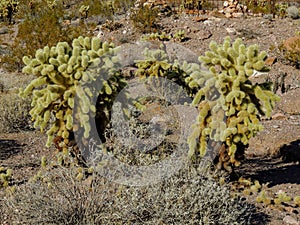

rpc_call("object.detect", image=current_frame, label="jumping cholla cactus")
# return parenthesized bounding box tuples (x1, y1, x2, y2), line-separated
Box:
(0, 0, 18, 23)
(79, 5, 90, 19)
(0, 167, 12, 188)
(134, 46, 197, 97)
(187, 37, 280, 171)
(19, 36, 127, 152)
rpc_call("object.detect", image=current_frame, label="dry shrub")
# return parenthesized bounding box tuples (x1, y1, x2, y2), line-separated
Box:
(280, 36, 300, 68)
(130, 5, 159, 33)
(0, 92, 32, 133)
(2, 161, 259, 224)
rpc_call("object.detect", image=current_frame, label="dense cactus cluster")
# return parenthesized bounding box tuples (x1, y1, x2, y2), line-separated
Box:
(19, 36, 127, 151)
(19, 35, 279, 171)
(134, 46, 197, 97)
(187, 37, 280, 171)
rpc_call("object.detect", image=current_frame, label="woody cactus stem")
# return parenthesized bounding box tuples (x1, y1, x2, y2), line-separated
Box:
(187, 37, 280, 171)
(19, 36, 127, 152)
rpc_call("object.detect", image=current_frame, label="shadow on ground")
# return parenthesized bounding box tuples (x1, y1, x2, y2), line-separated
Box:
(0, 139, 24, 160)
(237, 139, 300, 187)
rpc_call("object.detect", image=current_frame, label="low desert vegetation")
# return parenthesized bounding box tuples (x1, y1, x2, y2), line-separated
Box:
(0, 0, 300, 224)
(2, 162, 256, 224)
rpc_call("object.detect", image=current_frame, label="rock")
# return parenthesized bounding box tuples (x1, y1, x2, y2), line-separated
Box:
(226, 27, 236, 35)
(272, 113, 287, 120)
(287, 6, 299, 19)
(220, 0, 247, 17)
(195, 16, 208, 22)
(283, 215, 299, 225)
(265, 57, 277, 66)
(224, 7, 236, 14)
(232, 12, 244, 18)
(225, 13, 232, 18)
(0, 27, 9, 35)
(203, 20, 213, 26)
(196, 30, 212, 40)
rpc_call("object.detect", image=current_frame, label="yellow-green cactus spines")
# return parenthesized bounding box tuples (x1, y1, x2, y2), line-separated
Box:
(20, 36, 127, 153)
(187, 37, 280, 171)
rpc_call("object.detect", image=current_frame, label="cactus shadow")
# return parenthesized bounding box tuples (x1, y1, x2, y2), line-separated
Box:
(248, 210, 271, 225)
(279, 140, 300, 164)
(238, 140, 300, 187)
(0, 139, 24, 160)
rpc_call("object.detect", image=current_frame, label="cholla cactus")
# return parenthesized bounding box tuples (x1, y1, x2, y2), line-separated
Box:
(0, 0, 18, 23)
(187, 37, 280, 171)
(19, 36, 127, 151)
(79, 5, 89, 19)
(173, 30, 186, 42)
(0, 167, 12, 188)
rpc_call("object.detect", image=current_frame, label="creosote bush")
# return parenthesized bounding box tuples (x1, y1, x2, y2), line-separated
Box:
(130, 4, 159, 33)
(279, 36, 300, 68)
(3, 162, 257, 224)
(0, 92, 32, 133)
(0, 0, 92, 72)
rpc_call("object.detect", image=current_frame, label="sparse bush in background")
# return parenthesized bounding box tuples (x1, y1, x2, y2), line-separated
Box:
(286, 6, 300, 19)
(3, 162, 256, 224)
(130, 4, 159, 33)
(79, 0, 134, 19)
(243, 0, 274, 14)
(0, 92, 32, 133)
(280, 36, 300, 68)
(0, 0, 92, 72)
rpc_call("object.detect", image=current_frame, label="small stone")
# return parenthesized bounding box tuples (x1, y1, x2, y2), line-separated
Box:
(224, 7, 236, 14)
(226, 27, 236, 35)
(203, 20, 213, 26)
(272, 113, 287, 120)
(232, 12, 244, 18)
(195, 16, 208, 22)
(223, 1, 229, 7)
(196, 30, 212, 40)
(283, 215, 299, 225)
(225, 13, 232, 18)
(0, 27, 9, 35)
(265, 57, 277, 66)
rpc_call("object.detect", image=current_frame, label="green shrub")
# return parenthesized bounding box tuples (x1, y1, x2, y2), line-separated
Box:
(79, 0, 133, 19)
(0, 0, 92, 72)
(0, 92, 32, 133)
